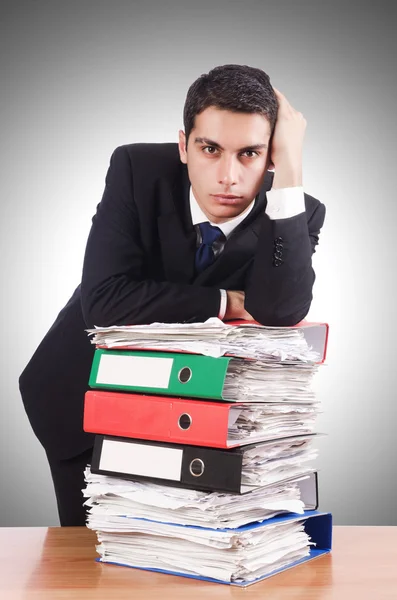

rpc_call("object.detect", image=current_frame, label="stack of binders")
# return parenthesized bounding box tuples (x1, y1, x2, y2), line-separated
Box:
(82, 318, 332, 586)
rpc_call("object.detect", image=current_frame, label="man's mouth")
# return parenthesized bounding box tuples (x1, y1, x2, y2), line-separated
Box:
(211, 194, 243, 204)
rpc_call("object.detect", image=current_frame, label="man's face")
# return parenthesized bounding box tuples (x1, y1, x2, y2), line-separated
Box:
(178, 106, 272, 224)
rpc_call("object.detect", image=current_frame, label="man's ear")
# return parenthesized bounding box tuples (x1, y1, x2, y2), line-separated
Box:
(178, 130, 187, 164)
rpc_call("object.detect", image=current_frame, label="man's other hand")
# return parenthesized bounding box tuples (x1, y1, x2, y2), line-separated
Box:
(270, 87, 306, 189)
(224, 290, 254, 321)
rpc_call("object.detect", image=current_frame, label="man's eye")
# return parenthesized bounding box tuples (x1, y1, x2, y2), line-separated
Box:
(241, 150, 258, 158)
(203, 146, 218, 155)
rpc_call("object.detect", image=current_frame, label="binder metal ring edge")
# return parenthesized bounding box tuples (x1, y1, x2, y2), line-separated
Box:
(178, 413, 192, 430)
(178, 367, 192, 384)
(189, 458, 205, 477)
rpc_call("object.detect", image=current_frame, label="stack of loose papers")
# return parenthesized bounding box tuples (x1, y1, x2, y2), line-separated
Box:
(86, 317, 321, 362)
(84, 318, 328, 584)
(84, 469, 316, 585)
(93, 518, 313, 585)
(227, 403, 319, 443)
(84, 468, 310, 529)
(224, 360, 317, 403)
(240, 436, 317, 490)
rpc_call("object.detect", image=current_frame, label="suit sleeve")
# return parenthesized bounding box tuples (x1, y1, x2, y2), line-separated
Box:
(244, 197, 326, 326)
(80, 146, 221, 327)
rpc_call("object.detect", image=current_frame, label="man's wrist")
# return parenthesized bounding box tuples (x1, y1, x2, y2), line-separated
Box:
(218, 289, 227, 320)
(272, 158, 302, 189)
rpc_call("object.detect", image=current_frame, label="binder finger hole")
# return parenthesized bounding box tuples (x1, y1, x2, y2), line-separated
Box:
(178, 413, 192, 430)
(189, 458, 204, 477)
(178, 367, 192, 383)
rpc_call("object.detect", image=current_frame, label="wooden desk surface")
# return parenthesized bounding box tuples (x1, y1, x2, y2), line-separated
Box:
(0, 526, 396, 599)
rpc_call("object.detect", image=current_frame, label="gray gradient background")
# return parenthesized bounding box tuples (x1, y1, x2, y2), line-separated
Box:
(1, 0, 396, 527)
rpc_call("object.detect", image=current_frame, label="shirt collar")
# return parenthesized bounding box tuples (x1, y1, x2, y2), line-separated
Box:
(189, 187, 255, 239)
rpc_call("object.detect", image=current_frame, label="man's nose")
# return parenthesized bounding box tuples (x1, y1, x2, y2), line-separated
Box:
(217, 156, 238, 186)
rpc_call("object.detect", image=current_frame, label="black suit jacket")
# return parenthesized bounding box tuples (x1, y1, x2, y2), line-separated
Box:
(19, 143, 325, 460)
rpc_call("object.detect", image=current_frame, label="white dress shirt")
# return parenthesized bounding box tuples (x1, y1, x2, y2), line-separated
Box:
(189, 185, 305, 319)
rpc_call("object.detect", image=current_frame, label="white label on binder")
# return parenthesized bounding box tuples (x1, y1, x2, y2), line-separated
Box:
(99, 439, 183, 481)
(96, 354, 173, 388)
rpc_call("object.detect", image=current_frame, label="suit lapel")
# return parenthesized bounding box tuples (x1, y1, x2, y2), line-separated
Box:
(157, 165, 196, 283)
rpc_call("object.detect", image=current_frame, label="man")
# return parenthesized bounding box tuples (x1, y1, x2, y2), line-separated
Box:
(19, 64, 325, 526)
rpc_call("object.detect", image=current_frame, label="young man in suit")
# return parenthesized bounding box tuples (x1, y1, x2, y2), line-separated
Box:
(19, 64, 325, 526)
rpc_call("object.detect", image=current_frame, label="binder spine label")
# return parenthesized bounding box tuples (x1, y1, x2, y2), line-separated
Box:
(96, 354, 173, 388)
(99, 439, 183, 481)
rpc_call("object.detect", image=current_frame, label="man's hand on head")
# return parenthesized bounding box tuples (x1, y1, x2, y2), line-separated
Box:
(224, 290, 253, 321)
(270, 88, 306, 189)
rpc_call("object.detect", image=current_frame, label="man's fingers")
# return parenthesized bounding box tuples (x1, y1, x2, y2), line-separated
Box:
(273, 87, 283, 108)
(273, 87, 302, 118)
(243, 310, 254, 321)
(273, 87, 296, 111)
(273, 87, 287, 103)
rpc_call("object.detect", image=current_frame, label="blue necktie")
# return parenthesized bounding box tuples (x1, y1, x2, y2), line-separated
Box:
(195, 222, 225, 274)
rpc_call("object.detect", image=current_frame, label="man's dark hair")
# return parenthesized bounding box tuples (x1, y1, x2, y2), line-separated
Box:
(183, 64, 278, 144)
